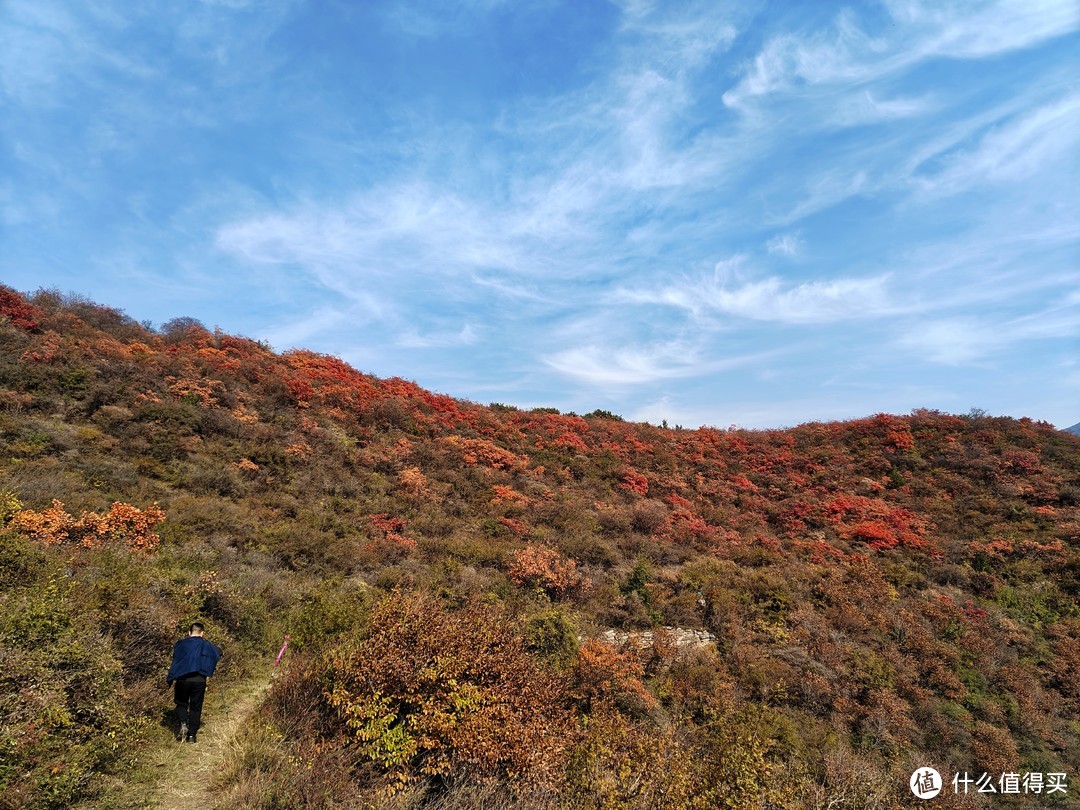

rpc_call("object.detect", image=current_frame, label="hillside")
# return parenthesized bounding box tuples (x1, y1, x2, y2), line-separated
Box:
(1, 285, 1078, 809)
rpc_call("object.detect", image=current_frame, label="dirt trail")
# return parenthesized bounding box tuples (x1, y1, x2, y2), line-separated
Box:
(147, 672, 271, 810)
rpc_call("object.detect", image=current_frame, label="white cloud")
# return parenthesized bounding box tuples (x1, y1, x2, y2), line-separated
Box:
(887, 0, 1080, 58)
(216, 182, 538, 282)
(897, 319, 993, 365)
(713, 276, 894, 323)
(397, 324, 479, 349)
(724, 1, 1079, 110)
(898, 302, 1080, 365)
(722, 10, 888, 109)
(623, 272, 897, 324)
(617, 2, 738, 68)
(543, 342, 704, 386)
(213, 4, 748, 298)
(260, 305, 353, 350)
(542, 340, 776, 386)
(913, 94, 1080, 197)
(766, 232, 802, 257)
(0, 2, 154, 104)
(828, 91, 935, 126)
(773, 170, 870, 227)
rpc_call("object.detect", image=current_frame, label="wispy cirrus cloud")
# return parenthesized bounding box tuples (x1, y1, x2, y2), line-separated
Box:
(722, 9, 887, 110)
(543, 342, 706, 386)
(217, 183, 514, 275)
(542, 339, 778, 387)
(898, 302, 1080, 366)
(828, 91, 936, 127)
(621, 271, 897, 325)
(213, 0, 750, 332)
(0, 2, 143, 103)
(885, 0, 1080, 58)
(723, 0, 1079, 110)
(898, 319, 1001, 366)
(912, 94, 1080, 197)
(766, 232, 803, 257)
(397, 324, 480, 350)
(4, 0, 1078, 427)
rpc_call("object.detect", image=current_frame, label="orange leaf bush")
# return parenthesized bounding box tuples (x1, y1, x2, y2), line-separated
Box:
(508, 543, 588, 598)
(490, 484, 529, 506)
(8, 499, 165, 552)
(441, 436, 526, 470)
(398, 466, 430, 498)
(571, 639, 657, 714)
(323, 591, 575, 793)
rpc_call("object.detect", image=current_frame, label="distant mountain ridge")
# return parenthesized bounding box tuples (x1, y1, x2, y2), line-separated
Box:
(1065, 421, 1080, 436)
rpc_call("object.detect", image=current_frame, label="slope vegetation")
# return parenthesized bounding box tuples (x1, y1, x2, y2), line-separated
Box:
(0, 286, 1077, 808)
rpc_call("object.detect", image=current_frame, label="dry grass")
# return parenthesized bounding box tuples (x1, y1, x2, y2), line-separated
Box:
(147, 672, 272, 810)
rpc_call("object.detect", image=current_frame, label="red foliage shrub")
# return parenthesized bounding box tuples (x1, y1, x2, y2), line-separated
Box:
(884, 427, 915, 451)
(0, 285, 39, 330)
(367, 513, 415, 551)
(79, 501, 166, 552)
(282, 350, 380, 413)
(7, 498, 73, 544)
(619, 469, 649, 496)
(730, 474, 757, 491)
(824, 495, 933, 551)
(668, 508, 719, 545)
(398, 466, 430, 497)
(165, 375, 226, 408)
(285, 441, 313, 459)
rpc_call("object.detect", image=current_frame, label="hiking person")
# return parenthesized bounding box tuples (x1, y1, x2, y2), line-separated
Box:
(166, 622, 222, 743)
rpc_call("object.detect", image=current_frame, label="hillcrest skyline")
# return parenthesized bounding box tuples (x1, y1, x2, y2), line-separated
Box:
(2, 0, 1078, 429)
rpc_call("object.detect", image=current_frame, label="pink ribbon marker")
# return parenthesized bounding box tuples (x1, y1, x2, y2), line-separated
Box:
(274, 634, 290, 668)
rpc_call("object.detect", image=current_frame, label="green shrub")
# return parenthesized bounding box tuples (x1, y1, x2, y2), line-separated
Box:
(525, 608, 579, 667)
(0, 568, 150, 809)
(288, 578, 371, 652)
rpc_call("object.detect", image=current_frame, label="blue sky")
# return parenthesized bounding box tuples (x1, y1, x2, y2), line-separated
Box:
(2, 0, 1078, 429)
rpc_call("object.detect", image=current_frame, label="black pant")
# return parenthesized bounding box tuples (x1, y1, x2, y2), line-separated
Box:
(174, 675, 207, 737)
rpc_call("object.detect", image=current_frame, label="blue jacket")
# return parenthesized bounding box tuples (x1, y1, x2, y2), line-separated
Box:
(167, 636, 222, 685)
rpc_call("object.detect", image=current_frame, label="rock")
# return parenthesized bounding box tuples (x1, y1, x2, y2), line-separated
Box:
(598, 626, 716, 652)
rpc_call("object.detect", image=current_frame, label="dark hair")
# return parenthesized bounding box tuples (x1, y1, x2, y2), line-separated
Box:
(189, 622, 205, 633)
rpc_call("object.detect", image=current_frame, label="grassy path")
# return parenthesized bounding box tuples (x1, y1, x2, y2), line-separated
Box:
(144, 671, 272, 810)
